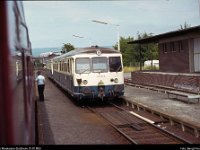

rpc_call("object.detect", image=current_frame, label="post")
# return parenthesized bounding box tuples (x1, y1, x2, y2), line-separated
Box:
(139, 44, 142, 71)
(117, 25, 120, 52)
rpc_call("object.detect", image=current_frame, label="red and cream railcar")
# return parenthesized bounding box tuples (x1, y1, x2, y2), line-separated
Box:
(0, 1, 35, 144)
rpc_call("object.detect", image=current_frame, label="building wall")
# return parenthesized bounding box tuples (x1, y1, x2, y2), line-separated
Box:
(158, 39, 189, 73)
(131, 72, 200, 94)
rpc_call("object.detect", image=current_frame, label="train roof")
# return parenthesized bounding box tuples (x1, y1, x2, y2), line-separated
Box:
(53, 46, 121, 60)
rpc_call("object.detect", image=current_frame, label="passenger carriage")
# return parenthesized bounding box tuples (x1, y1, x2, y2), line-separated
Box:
(0, 1, 35, 144)
(46, 46, 124, 101)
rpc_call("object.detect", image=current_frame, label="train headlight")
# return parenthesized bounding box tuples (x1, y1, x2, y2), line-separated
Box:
(82, 80, 88, 85)
(114, 78, 118, 83)
(76, 78, 82, 85)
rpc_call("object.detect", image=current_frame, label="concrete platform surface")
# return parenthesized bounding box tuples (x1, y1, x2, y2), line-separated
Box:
(123, 84, 200, 128)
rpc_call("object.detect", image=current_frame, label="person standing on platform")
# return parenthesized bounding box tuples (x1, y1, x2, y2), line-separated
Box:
(35, 71, 45, 101)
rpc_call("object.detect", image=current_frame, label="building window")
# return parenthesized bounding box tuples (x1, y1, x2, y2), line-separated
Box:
(163, 43, 167, 53)
(178, 40, 183, 52)
(170, 42, 176, 52)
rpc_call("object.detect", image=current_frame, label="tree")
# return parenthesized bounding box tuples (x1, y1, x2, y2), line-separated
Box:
(113, 33, 158, 67)
(134, 32, 158, 67)
(113, 36, 135, 66)
(61, 43, 75, 54)
(179, 22, 191, 30)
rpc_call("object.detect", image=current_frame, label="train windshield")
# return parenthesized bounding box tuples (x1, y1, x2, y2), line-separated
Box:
(109, 57, 122, 72)
(92, 57, 108, 73)
(76, 58, 90, 74)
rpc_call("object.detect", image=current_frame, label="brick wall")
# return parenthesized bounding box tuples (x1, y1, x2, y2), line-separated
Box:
(158, 39, 190, 73)
(131, 72, 200, 93)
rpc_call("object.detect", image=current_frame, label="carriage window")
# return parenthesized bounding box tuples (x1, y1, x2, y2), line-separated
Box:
(19, 23, 28, 49)
(92, 57, 108, 73)
(75, 58, 90, 74)
(109, 57, 122, 72)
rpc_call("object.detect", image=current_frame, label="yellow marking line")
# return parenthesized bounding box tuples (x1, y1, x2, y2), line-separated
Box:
(129, 111, 155, 124)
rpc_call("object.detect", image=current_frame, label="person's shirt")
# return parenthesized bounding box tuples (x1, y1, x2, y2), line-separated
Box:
(35, 75, 45, 85)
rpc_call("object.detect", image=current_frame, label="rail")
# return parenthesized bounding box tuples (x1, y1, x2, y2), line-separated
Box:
(86, 101, 191, 144)
(124, 80, 200, 139)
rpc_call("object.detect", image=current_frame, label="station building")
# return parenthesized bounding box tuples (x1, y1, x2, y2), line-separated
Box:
(128, 25, 200, 93)
(129, 25, 200, 73)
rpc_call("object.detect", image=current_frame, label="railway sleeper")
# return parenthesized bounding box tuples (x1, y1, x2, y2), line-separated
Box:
(130, 123, 144, 131)
(123, 99, 200, 139)
(116, 123, 145, 131)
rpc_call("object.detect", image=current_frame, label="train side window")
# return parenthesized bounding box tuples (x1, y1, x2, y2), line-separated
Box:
(19, 23, 28, 49)
(14, 9, 20, 42)
(63, 61, 67, 72)
(58, 61, 60, 72)
(69, 59, 71, 74)
(109, 57, 122, 72)
(53, 62, 58, 71)
(60, 61, 62, 72)
(67, 59, 70, 73)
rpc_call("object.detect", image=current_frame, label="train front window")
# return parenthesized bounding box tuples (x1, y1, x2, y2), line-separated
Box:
(92, 57, 108, 73)
(75, 58, 90, 74)
(109, 57, 122, 72)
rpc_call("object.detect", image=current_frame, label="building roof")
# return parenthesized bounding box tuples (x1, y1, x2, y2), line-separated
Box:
(39, 51, 61, 57)
(128, 25, 200, 44)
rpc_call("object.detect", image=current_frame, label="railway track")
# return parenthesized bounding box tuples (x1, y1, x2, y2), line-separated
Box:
(124, 79, 200, 142)
(87, 101, 190, 144)
(49, 76, 200, 144)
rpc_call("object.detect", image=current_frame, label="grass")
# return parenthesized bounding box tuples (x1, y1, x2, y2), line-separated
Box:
(123, 66, 140, 73)
(123, 66, 159, 73)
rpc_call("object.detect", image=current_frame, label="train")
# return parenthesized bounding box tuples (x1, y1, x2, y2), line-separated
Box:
(0, 1, 35, 144)
(45, 46, 125, 101)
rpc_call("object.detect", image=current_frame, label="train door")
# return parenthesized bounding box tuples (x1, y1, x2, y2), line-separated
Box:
(20, 19, 35, 144)
(69, 58, 74, 91)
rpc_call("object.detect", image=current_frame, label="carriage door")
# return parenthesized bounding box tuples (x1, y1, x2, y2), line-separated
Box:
(194, 38, 200, 72)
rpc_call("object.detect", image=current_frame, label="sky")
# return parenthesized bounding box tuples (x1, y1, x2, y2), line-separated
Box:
(23, 0, 200, 50)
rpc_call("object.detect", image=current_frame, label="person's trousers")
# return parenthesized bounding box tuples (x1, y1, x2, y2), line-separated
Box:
(38, 85, 45, 101)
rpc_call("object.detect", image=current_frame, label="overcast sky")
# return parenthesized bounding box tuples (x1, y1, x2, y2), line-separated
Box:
(23, 0, 200, 49)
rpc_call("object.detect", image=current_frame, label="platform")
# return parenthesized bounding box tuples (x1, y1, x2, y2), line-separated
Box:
(36, 72, 129, 144)
(123, 84, 200, 129)
(36, 72, 200, 144)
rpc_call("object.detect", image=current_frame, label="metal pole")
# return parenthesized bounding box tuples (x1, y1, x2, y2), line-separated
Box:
(139, 44, 142, 71)
(199, 0, 200, 16)
(117, 25, 120, 52)
(92, 20, 120, 51)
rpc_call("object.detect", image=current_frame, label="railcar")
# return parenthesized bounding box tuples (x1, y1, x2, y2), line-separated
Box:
(0, 1, 35, 144)
(46, 46, 124, 101)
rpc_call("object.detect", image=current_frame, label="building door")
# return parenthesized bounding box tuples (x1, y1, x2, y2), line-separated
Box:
(194, 38, 200, 72)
